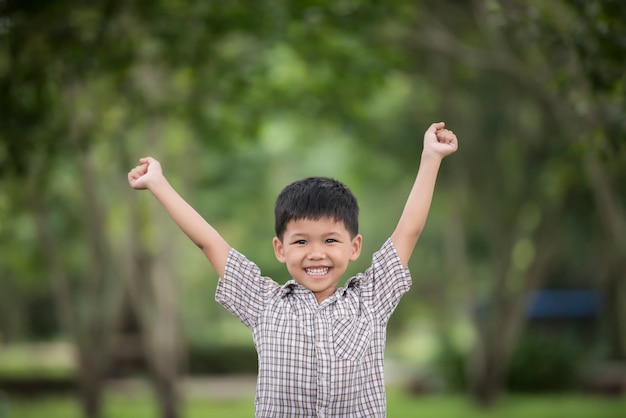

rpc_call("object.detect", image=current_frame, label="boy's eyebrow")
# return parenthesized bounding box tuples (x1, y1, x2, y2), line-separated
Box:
(325, 231, 343, 236)
(289, 231, 343, 238)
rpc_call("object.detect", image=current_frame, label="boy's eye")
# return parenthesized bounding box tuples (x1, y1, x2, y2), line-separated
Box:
(294, 240, 307, 245)
(325, 239, 338, 244)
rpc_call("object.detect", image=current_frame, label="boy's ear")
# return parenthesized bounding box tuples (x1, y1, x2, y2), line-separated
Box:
(349, 234, 363, 261)
(273, 237, 286, 263)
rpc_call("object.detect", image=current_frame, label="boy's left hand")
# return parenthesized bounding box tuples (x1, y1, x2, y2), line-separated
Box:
(423, 121, 458, 159)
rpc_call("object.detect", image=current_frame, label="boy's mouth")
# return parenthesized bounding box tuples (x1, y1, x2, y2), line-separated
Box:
(305, 267, 330, 276)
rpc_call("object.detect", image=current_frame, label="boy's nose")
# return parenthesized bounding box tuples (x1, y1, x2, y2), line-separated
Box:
(307, 245, 326, 259)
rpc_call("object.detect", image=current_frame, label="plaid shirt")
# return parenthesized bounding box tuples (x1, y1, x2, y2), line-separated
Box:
(216, 238, 412, 417)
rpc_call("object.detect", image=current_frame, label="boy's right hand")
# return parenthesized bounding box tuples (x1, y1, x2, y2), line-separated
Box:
(128, 157, 163, 190)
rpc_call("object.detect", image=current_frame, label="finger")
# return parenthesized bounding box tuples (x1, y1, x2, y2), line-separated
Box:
(128, 173, 139, 185)
(130, 165, 146, 178)
(139, 156, 156, 165)
(440, 130, 456, 143)
(427, 121, 445, 134)
(436, 130, 450, 142)
(447, 134, 459, 149)
(448, 132, 458, 144)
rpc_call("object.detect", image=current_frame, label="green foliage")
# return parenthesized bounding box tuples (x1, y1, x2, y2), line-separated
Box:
(506, 329, 587, 392)
(435, 343, 469, 392)
(187, 344, 257, 375)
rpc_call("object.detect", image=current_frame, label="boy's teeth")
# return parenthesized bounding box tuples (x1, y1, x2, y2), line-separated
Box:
(306, 267, 329, 276)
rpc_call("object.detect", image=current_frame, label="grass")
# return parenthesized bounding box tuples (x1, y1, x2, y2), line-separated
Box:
(4, 389, 626, 418)
(2, 395, 255, 418)
(387, 391, 626, 418)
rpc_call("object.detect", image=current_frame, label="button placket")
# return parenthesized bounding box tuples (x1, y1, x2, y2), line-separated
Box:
(314, 305, 331, 414)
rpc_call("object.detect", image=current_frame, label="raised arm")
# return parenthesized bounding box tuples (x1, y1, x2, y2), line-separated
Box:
(390, 122, 458, 267)
(128, 157, 231, 278)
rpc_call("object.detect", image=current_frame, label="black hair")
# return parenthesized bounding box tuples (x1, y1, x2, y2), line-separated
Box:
(274, 177, 359, 240)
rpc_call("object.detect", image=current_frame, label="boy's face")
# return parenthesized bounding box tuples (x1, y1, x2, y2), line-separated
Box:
(273, 217, 362, 304)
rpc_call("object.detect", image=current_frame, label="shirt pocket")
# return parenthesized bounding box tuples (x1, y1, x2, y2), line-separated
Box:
(332, 316, 371, 362)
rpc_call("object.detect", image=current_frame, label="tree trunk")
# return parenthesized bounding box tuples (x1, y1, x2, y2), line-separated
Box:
(77, 347, 105, 418)
(145, 220, 182, 418)
(467, 212, 556, 406)
(605, 274, 626, 360)
(470, 344, 506, 407)
(153, 369, 181, 418)
(30, 184, 104, 418)
(580, 153, 626, 361)
(31, 192, 107, 418)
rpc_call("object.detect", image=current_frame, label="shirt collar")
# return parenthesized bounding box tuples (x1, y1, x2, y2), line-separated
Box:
(280, 276, 361, 298)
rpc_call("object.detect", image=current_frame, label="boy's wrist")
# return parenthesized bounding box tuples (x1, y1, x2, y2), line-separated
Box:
(146, 173, 168, 192)
(420, 150, 444, 164)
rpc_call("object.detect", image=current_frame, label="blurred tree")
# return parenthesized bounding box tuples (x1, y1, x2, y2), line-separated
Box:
(522, 0, 626, 363)
(396, 0, 626, 406)
(485, 0, 626, 401)
(0, 0, 412, 417)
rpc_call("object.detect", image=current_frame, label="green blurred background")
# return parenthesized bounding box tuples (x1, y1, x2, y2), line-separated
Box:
(1, 0, 625, 417)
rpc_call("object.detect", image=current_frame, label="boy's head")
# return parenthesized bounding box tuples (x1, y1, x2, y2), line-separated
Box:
(274, 177, 359, 241)
(273, 177, 362, 303)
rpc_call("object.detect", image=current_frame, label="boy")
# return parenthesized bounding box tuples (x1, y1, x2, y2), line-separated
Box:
(128, 122, 458, 417)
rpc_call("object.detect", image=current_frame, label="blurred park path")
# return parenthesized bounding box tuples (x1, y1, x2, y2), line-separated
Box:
(107, 375, 257, 401)
(105, 360, 415, 401)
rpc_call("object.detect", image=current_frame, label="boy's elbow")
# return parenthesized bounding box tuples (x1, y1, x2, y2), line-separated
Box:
(193, 237, 211, 251)
(411, 226, 424, 240)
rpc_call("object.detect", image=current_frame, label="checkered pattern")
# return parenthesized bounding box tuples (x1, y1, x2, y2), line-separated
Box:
(216, 239, 412, 417)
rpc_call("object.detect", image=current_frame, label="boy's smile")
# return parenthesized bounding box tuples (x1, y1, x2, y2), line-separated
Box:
(273, 217, 362, 304)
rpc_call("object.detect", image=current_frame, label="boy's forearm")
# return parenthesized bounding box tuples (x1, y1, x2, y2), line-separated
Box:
(148, 177, 231, 277)
(391, 152, 442, 267)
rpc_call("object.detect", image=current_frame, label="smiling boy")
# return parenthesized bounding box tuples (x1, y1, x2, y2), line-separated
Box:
(272, 176, 363, 304)
(128, 122, 458, 417)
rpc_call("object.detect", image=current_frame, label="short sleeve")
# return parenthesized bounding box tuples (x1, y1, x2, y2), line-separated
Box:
(350, 238, 412, 323)
(215, 249, 281, 329)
